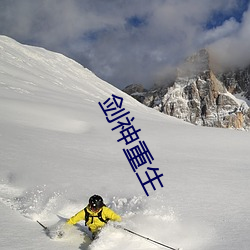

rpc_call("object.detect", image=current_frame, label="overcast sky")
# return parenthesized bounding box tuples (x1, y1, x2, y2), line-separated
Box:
(0, 0, 249, 89)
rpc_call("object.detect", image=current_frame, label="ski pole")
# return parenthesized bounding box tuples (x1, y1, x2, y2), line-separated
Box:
(122, 227, 180, 250)
(37, 220, 48, 231)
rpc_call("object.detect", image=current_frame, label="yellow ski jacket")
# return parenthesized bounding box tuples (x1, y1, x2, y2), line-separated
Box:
(67, 206, 121, 233)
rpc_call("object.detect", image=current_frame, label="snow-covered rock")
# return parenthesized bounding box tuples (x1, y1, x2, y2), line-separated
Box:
(124, 49, 250, 130)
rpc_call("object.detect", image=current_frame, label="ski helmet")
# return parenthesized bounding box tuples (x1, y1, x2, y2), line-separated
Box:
(89, 195, 104, 210)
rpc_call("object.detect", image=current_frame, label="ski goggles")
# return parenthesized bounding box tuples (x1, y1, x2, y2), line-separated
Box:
(90, 205, 101, 212)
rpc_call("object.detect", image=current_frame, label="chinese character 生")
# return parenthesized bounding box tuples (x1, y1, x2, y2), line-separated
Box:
(136, 167, 164, 196)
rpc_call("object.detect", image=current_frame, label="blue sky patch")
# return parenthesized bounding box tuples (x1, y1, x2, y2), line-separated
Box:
(206, 0, 249, 29)
(126, 15, 147, 28)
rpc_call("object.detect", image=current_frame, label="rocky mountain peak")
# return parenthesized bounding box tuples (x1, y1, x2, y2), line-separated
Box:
(123, 49, 250, 130)
(177, 48, 210, 78)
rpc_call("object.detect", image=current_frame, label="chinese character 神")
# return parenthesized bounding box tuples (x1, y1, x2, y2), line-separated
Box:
(118, 125, 141, 145)
(98, 94, 130, 123)
(112, 116, 135, 131)
(123, 140, 154, 171)
(136, 167, 164, 196)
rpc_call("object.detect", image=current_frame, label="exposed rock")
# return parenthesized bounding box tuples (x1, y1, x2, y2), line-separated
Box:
(217, 66, 250, 99)
(122, 84, 147, 103)
(123, 49, 250, 130)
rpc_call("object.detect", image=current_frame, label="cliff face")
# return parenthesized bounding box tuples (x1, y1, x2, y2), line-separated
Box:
(217, 66, 250, 99)
(123, 49, 250, 130)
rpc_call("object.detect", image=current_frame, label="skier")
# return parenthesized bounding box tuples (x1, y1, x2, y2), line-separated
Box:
(66, 194, 121, 239)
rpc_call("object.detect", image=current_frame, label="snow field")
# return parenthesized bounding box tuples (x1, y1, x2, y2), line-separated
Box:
(0, 36, 250, 250)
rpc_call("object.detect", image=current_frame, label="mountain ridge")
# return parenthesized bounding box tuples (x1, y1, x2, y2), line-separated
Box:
(123, 49, 250, 130)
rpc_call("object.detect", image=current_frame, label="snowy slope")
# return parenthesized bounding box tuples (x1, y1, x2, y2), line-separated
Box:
(0, 36, 250, 250)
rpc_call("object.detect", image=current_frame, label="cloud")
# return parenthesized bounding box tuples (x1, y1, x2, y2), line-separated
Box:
(0, 0, 249, 89)
(200, 18, 240, 45)
(209, 4, 250, 69)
